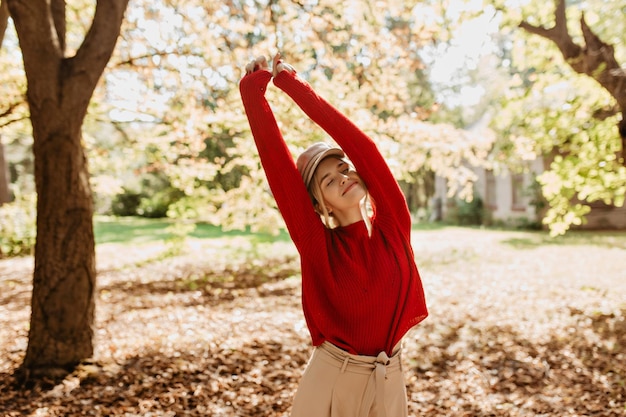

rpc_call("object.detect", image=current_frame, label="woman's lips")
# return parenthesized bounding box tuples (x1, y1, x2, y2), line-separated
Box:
(343, 181, 357, 195)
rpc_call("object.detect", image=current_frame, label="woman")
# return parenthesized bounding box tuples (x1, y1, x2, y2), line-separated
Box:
(239, 53, 428, 417)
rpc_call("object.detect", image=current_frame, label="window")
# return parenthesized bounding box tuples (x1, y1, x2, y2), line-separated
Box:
(512, 174, 525, 211)
(485, 170, 497, 209)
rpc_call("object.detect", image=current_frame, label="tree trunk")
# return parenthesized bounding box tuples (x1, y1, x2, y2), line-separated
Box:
(0, 139, 9, 205)
(26, 117, 96, 375)
(7, 0, 129, 379)
(0, 1, 11, 205)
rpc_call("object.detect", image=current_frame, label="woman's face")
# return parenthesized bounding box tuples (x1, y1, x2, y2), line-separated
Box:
(313, 157, 366, 215)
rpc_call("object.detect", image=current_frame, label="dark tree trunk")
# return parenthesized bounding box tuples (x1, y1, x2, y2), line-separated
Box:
(6, 0, 129, 379)
(0, 0, 11, 205)
(26, 122, 97, 375)
(0, 138, 9, 205)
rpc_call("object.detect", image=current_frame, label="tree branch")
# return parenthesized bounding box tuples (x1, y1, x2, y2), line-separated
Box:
(64, 0, 129, 108)
(0, 0, 9, 47)
(592, 104, 620, 121)
(520, 0, 625, 107)
(6, 0, 63, 110)
(6, 0, 63, 67)
(518, 0, 581, 59)
(113, 50, 205, 68)
(519, 0, 626, 161)
(0, 100, 24, 118)
(75, 0, 128, 68)
(0, 114, 29, 129)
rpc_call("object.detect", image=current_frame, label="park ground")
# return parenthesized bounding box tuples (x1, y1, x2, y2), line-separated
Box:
(0, 226, 625, 416)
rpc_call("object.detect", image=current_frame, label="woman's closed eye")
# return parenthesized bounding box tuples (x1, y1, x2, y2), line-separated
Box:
(320, 161, 351, 188)
(327, 167, 351, 186)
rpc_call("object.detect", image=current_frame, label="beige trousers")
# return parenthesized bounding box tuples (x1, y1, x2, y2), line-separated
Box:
(290, 342, 408, 417)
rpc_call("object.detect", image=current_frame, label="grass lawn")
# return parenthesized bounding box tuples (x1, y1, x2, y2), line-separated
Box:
(93, 215, 291, 245)
(92, 215, 466, 244)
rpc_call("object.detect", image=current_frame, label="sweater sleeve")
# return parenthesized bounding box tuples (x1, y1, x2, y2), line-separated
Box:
(273, 71, 412, 234)
(239, 70, 326, 248)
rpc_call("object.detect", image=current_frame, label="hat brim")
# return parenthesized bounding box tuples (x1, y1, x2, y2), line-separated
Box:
(302, 148, 345, 187)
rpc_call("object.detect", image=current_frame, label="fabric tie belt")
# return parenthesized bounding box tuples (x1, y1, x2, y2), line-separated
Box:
(319, 342, 402, 417)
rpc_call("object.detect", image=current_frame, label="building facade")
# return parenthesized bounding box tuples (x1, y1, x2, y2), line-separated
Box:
(434, 157, 626, 230)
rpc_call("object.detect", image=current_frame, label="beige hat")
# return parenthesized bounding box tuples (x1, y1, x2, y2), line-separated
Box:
(296, 142, 345, 188)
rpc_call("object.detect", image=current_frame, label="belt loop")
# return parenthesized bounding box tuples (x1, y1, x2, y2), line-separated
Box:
(340, 356, 349, 373)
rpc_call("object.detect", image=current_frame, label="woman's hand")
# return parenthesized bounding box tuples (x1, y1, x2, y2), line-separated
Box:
(244, 55, 270, 76)
(244, 53, 296, 77)
(272, 53, 296, 77)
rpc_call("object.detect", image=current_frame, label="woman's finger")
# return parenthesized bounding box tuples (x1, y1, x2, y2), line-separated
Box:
(244, 56, 269, 75)
(272, 52, 282, 73)
(253, 55, 268, 72)
(245, 61, 254, 74)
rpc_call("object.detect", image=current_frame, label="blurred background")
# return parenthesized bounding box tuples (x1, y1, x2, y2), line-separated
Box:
(1, 0, 624, 256)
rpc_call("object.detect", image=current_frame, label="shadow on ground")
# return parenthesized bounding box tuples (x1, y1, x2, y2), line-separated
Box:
(96, 255, 301, 309)
(405, 309, 626, 416)
(0, 338, 308, 416)
(1, 309, 623, 416)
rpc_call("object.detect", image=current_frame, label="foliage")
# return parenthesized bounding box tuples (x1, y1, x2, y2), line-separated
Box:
(0, 191, 36, 257)
(485, 0, 626, 235)
(80, 0, 493, 232)
(0, 20, 28, 133)
(0, 21, 32, 201)
(445, 195, 487, 226)
(3, 0, 624, 238)
(111, 171, 184, 218)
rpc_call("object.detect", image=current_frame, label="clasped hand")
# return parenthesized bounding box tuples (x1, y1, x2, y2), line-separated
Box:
(244, 53, 295, 78)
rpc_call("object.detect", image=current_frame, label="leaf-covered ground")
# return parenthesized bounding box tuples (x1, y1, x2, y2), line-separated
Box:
(1, 228, 625, 416)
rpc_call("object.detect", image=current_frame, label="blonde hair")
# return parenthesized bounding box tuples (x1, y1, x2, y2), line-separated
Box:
(307, 157, 373, 236)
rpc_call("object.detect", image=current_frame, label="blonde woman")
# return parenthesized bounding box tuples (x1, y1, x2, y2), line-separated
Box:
(239, 53, 428, 417)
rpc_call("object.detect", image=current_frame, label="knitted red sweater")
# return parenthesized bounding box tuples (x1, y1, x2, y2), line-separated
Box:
(240, 69, 427, 356)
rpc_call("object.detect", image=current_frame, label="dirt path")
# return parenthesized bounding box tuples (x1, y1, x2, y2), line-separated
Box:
(1, 228, 624, 416)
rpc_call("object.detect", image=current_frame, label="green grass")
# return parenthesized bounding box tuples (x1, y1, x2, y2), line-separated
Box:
(411, 221, 449, 231)
(94, 216, 448, 246)
(94, 216, 626, 249)
(93, 216, 290, 245)
(501, 229, 626, 249)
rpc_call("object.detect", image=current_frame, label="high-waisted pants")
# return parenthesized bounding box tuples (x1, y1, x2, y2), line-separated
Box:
(290, 342, 408, 417)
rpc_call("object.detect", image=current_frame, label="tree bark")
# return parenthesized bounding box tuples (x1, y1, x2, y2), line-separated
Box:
(7, 0, 129, 379)
(0, 138, 9, 205)
(0, 0, 8, 45)
(519, 0, 626, 164)
(0, 0, 10, 205)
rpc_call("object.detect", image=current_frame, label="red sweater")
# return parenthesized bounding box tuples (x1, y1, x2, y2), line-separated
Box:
(240, 69, 427, 356)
